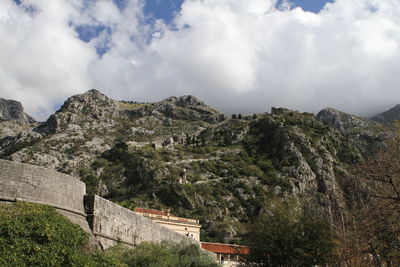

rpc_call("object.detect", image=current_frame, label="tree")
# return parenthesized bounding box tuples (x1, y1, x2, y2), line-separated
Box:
(231, 114, 237, 119)
(186, 133, 192, 145)
(238, 114, 242, 120)
(343, 125, 400, 266)
(243, 198, 335, 266)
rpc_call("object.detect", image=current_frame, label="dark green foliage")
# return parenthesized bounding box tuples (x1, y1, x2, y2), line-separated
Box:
(231, 114, 237, 119)
(243, 199, 335, 267)
(105, 241, 220, 267)
(0, 203, 219, 267)
(79, 167, 99, 195)
(0, 202, 122, 267)
(99, 143, 162, 197)
(244, 116, 283, 158)
(238, 114, 242, 120)
(186, 133, 192, 145)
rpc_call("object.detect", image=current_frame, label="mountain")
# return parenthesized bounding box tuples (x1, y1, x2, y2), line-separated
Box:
(316, 107, 386, 155)
(0, 98, 35, 124)
(0, 98, 36, 143)
(0, 90, 391, 243)
(371, 104, 400, 125)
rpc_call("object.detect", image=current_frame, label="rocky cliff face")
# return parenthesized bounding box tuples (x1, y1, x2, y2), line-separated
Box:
(40, 89, 119, 134)
(316, 107, 387, 155)
(0, 90, 392, 243)
(0, 98, 35, 124)
(0, 98, 36, 142)
(316, 108, 376, 132)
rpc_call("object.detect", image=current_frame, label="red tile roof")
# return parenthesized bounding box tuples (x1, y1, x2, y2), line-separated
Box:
(201, 242, 250, 255)
(134, 208, 168, 216)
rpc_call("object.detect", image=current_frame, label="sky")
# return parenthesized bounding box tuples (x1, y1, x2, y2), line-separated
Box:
(1, 0, 400, 121)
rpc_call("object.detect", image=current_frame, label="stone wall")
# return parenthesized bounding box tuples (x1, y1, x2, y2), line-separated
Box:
(84, 195, 201, 249)
(0, 159, 93, 235)
(0, 159, 213, 256)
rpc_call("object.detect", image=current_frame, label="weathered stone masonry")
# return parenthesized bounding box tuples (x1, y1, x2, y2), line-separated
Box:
(0, 159, 202, 250)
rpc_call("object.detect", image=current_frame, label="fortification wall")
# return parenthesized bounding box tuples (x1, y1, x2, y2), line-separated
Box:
(84, 195, 200, 249)
(0, 159, 214, 257)
(0, 159, 92, 235)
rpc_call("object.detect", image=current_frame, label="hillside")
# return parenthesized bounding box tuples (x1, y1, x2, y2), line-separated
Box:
(371, 104, 400, 125)
(0, 90, 391, 243)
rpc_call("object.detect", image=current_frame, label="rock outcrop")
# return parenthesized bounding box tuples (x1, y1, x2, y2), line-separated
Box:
(0, 98, 36, 143)
(316, 107, 387, 156)
(315, 107, 375, 132)
(0, 98, 35, 124)
(39, 89, 118, 134)
(123, 95, 225, 123)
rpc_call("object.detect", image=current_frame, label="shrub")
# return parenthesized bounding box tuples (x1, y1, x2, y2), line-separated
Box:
(105, 241, 220, 267)
(0, 202, 122, 267)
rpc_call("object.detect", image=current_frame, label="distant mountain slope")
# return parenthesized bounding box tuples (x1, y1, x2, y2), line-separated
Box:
(316, 107, 378, 132)
(0, 98, 36, 140)
(316, 107, 386, 155)
(0, 98, 35, 124)
(371, 104, 400, 125)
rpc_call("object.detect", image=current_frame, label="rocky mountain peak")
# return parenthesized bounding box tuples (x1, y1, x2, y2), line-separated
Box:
(58, 89, 115, 112)
(162, 95, 207, 107)
(0, 98, 35, 124)
(176, 95, 206, 107)
(315, 107, 374, 132)
(371, 104, 400, 125)
(41, 89, 118, 133)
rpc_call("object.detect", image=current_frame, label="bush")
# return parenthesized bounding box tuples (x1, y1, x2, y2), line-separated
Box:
(105, 241, 220, 267)
(0, 202, 122, 267)
(0, 203, 219, 267)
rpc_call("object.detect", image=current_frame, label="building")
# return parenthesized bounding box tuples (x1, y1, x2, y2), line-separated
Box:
(133, 208, 201, 241)
(201, 242, 250, 267)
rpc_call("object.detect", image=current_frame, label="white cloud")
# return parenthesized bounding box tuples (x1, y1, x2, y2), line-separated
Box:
(0, 0, 96, 119)
(1, 0, 400, 120)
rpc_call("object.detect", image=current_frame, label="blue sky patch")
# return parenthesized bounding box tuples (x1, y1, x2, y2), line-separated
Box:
(278, 0, 334, 13)
(75, 25, 109, 43)
(113, 0, 129, 12)
(144, 0, 184, 23)
(143, 0, 335, 25)
(75, 24, 112, 56)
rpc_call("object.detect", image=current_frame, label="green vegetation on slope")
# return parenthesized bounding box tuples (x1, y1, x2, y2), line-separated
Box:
(77, 111, 357, 243)
(0, 202, 121, 267)
(0, 202, 219, 267)
(106, 242, 220, 267)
